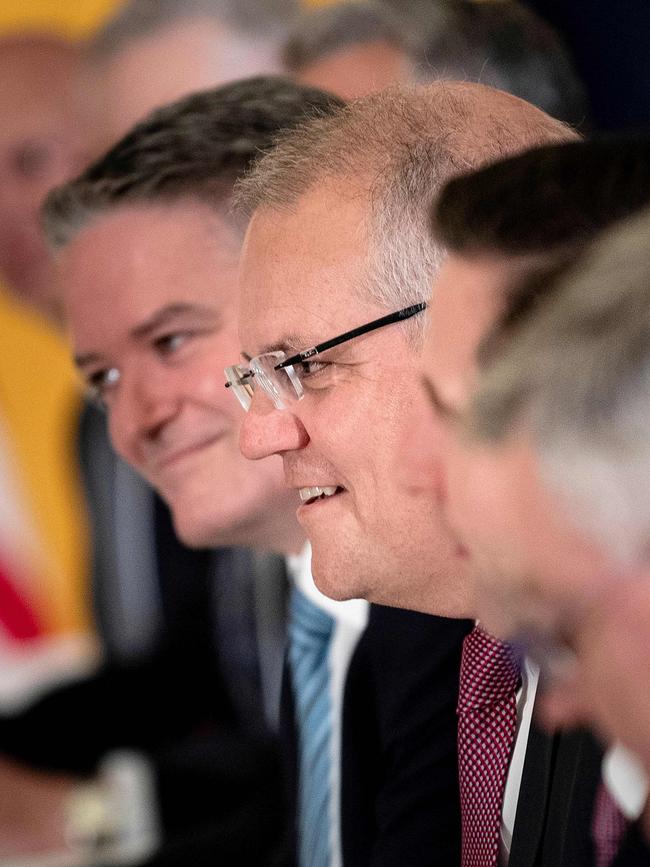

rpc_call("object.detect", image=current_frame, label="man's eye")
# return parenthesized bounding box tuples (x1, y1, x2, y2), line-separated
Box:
(85, 367, 120, 408)
(297, 359, 328, 378)
(154, 333, 188, 355)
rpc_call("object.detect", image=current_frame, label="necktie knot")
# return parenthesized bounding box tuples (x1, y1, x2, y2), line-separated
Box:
(458, 626, 521, 714)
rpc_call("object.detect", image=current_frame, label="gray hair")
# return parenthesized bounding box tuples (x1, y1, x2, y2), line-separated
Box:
(235, 82, 575, 341)
(472, 207, 650, 567)
(41, 76, 343, 249)
(88, 0, 299, 59)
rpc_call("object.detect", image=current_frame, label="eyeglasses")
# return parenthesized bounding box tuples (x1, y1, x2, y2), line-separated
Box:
(225, 301, 427, 411)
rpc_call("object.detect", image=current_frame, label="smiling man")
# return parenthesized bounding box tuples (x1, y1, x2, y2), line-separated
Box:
(231, 82, 589, 867)
(234, 82, 572, 615)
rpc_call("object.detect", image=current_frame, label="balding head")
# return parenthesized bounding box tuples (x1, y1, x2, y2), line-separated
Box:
(0, 34, 86, 319)
(237, 81, 576, 341)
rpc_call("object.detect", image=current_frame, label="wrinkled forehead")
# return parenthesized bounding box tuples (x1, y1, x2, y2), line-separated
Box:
(238, 189, 376, 357)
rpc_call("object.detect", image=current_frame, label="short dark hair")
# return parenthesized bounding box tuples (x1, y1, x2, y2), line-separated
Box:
(433, 135, 650, 257)
(42, 76, 343, 248)
(433, 135, 650, 378)
(434, 135, 650, 371)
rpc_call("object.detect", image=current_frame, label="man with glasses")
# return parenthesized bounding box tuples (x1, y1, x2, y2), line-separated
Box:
(229, 82, 615, 866)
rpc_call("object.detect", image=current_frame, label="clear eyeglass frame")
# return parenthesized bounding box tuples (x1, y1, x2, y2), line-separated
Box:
(224, 301, 427, 412)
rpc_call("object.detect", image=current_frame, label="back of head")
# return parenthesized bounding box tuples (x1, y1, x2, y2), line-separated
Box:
(86, 0, 300, 146)
(237, 81, 576, 326)
(0, 33, 86, 318)
(409, 0, 587, 126)
(473, 206, 650, 567)
(42, 75, 343, 250)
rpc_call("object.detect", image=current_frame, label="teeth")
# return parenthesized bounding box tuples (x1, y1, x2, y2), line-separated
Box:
(299, 486, 338, 502)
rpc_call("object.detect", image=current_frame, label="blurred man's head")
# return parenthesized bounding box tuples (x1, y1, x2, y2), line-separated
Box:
(406, 136, 650, 634)
(284, 0, 586, 123)
(42, 76, 342, 552)
(284, 2, 410, 100)
(0, 34, 87, 319)
(469, 205, 650, 635)
(86, 0, 298, 146)
(233, 81, 572, 614)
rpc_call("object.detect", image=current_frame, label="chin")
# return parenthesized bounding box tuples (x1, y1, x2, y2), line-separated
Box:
(311, 554, 367, 602)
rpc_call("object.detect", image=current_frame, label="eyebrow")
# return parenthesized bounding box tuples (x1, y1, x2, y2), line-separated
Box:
(74, 351, 103, 370)
(130, 302, 219, 341)
(74, 303, 219, 369)
(421, 375, 461, 422)
(241, 333, 314, 362)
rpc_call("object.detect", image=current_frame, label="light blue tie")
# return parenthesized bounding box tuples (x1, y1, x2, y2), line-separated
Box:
(288, 586, 335, 867)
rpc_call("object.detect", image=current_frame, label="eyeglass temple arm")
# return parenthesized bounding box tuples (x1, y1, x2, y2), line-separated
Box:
(274, 301, 427, 370)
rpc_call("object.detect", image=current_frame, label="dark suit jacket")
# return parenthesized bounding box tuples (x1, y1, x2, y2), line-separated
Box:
(281, 603, 471, 867)
(0, 406, 290, 867)
(341, 605, 472, 866)
(509, 723, 602, 866)
(510, 717, 649, 867)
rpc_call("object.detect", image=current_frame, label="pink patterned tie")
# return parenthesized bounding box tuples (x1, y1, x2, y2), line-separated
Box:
(457, 626, 521, 867)
(591, 783, 628, 867)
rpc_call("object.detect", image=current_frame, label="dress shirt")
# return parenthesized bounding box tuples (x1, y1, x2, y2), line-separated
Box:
(604, 743, 649, 821)
(501, 655, 540, 864)
(286, 543, 369, 867)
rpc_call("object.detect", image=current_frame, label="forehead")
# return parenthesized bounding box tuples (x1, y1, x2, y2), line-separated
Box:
(61, 201, 241, 330)
(238, 182, 383, 353)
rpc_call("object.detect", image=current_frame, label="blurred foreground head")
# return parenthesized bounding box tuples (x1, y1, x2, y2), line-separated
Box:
(412, 135, 650, 640)
(0, 34, 86, 320)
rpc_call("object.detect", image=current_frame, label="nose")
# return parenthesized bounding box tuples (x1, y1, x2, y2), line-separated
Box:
(239, 391, 309, 460)
(109, 364, 179, 464)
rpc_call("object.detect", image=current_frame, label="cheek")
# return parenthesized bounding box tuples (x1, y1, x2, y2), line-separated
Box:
(445, 445, 488, 530)
(184, 355, 243, 416)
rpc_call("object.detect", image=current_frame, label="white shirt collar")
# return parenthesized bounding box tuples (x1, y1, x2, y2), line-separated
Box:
(286, 543, 369, 629)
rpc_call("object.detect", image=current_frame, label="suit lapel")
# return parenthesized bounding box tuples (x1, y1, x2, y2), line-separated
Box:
(509, 721, 602, 867)
(508, 719, 556, 867)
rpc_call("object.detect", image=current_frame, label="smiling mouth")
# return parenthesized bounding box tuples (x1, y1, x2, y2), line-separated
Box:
(298, 485, 344, 505)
